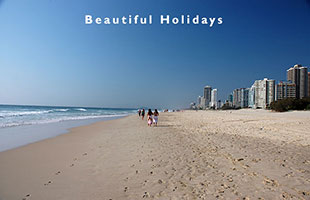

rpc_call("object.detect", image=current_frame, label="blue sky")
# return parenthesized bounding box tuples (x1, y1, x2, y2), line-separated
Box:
(0, 0, 309, 108)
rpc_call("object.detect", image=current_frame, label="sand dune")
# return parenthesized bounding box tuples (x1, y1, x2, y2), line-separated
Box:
(0, 110, 310, 199)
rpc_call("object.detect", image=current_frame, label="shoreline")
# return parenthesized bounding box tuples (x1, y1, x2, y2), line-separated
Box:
(0, 110, 310, 199)
(0, 115, 134, 200)
(0, 115, 130, 153)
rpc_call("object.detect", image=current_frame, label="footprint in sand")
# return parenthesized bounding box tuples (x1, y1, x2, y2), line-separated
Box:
(299, 191, 310, 197)
(236, 158, 244, 162)
(263, 178, 279, 187)
(70, 163, 74, 167)
(158, 179, 163, 184)
(282, 192, 294, 199)
(142, 192, 150, 198)
(55, 171, 61, 175)
(83, 152, 87, 156)
(284, 172, 294, 177)
(22, 194, 31, 200)
(44, 180, 52, 186)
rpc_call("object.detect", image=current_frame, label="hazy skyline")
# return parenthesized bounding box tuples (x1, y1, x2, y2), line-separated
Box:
(0, 0, 309, 108)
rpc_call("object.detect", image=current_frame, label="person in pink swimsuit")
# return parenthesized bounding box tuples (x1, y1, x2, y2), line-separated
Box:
(147, 109, 153, 126)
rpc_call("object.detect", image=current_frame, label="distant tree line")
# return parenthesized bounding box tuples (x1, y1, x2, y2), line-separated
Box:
(269, 98, 310, 112)
(220, 104, 241, 110)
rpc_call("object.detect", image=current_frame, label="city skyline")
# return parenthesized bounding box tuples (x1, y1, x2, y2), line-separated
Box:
(0, 0, 310, 108)
(194, 64, 308, 110)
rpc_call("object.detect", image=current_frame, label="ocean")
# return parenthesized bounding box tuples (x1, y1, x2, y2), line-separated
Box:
(0, 105, 136, 152)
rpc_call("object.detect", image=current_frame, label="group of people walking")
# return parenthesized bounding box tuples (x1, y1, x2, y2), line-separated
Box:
(138, 109, 159, 127)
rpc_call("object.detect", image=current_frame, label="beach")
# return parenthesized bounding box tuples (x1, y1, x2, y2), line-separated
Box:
(0, 110, 310, 199)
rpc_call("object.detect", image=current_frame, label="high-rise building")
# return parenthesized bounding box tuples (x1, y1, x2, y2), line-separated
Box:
(224, 94, 233, 107)
(197, 96, 202, 106)
(203, 86, 212, 108)
(228, 94, 233, 103)
(217, 100, 222, 108)
(287, 64, 308, 99)
(240, 88, 249, 108)
(248, 84, 255, 108)
(200, 97, 206, 109)
(210, 89, 218, 109)
(233, 88, 249, 108)
(251, 78, 275, 109)
(197, 96, 205, 109)
(233, 88, 241, 108)
(276, 82, 296, 100)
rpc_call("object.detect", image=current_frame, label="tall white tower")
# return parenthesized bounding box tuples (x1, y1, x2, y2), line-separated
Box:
(211, 89, 218, 109)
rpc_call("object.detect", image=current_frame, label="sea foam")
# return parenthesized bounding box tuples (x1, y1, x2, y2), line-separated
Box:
(0, 105, 136, 152)
(0, 105, 135, 128)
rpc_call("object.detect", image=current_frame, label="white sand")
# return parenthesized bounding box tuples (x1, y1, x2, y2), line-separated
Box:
(0, 110, 310, 199)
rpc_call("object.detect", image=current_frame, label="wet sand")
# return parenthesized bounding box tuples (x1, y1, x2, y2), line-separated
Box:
(0, 110, 310, 199)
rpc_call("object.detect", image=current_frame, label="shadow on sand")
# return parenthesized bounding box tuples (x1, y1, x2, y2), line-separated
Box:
(155, 124, 174, 128)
